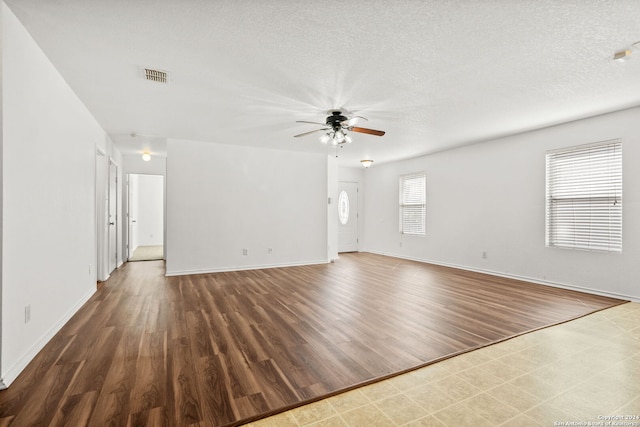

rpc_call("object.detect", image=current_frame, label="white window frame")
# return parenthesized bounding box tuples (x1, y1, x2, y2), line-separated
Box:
(399, 172, 426, 236)
(545, 139, 622, 252)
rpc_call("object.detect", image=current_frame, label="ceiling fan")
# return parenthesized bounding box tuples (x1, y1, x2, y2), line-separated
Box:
(294, 110, 385, 145)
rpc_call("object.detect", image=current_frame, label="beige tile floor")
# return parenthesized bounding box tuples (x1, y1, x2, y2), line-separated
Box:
(245, 302, 640, 427)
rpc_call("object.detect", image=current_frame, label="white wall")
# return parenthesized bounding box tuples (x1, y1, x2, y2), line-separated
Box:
(364, 108, 640, 301)
(123, 154, 166, 176)
(327, 156, 339, 261)
(165, 139, 328, 275)
(339, 166, 365, 182)
(1, 4, 108, 386)
(134, 174, 164, 247)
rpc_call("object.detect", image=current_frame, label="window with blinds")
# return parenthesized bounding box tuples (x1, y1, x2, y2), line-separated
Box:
(399, 172, 426, 235)
(546, 139, 622, 252)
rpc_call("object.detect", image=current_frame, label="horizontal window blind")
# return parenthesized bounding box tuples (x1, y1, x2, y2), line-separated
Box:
(399, 172, 426, 235)
(546, 139, 622, 252)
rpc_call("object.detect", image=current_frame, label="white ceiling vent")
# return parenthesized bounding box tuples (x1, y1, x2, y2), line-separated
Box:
(143, 68, 168, 83)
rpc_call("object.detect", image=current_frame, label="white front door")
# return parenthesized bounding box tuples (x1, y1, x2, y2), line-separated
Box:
(338, 182, 358, 253)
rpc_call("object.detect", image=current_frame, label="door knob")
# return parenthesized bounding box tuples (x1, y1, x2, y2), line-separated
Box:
(109, 222, 115, 225)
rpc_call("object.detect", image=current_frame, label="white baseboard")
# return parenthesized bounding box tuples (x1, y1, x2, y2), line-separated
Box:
(1, 287, 96, 388)
(165, 259, 330, 276)
(366, 250, 638, 302)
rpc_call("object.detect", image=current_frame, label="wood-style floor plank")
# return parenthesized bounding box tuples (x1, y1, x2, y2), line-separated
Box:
(48, 389, 98, 427)
(0, 253, 626, 426)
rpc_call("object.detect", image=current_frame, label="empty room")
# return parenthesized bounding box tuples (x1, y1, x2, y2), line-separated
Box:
(1, 1, 639, 427)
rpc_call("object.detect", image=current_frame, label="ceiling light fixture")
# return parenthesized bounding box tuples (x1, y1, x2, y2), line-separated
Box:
(321, 129, 353, 146)
(142, 152, 151, 162)
(360, 159, 374, 168)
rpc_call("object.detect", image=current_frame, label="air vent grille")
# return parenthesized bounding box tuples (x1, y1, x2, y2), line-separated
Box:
(144, 68, 168, 83)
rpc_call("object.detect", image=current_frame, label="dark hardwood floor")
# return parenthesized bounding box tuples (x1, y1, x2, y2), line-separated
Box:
(0, 253, 625, 426)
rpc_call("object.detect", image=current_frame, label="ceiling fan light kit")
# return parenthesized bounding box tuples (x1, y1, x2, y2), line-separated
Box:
(294, 110, 385, 146)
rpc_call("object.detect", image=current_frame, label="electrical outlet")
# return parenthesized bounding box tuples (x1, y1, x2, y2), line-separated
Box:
(268, 248, 273, 254)
(482, 251, 487, 259)
(25, 305, 31, 323)
(242, 248, 248, 256)
(399, 242, 403, 247)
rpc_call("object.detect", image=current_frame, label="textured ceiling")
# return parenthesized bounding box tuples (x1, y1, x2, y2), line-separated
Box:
(6, 0, 640, 166)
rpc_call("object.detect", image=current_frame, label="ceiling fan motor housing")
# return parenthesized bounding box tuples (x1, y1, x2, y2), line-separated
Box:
(326, 111, 348, 131)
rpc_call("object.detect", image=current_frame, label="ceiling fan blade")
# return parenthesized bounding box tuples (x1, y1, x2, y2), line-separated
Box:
(342, 115, 369, 126)
(296, 120, 327, 126)
(294, 128, 329, 138)
(353, 115, 368, 121)
(350, 126, 385, 136)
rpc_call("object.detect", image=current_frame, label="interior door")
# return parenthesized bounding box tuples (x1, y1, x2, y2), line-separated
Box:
(108, 161, 118, 274)
(96, 150, 108, 281)
(338, 182, 358, 253)
(127, 174, 138, 260)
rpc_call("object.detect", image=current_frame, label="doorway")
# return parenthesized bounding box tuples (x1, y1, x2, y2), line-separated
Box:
(127, 174, 164, 261)
(338, 181, 358, 253)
